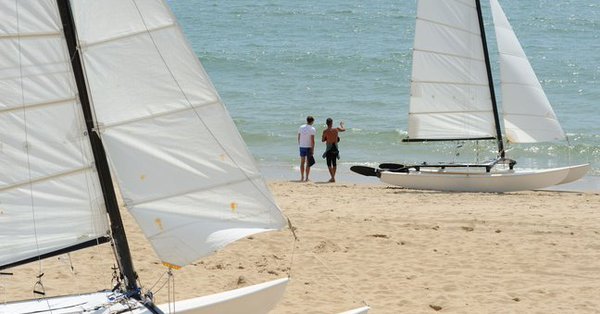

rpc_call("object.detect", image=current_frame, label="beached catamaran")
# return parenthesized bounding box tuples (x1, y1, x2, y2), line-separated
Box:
(0, 0, 295, 312)
(352, 0, 589, 192)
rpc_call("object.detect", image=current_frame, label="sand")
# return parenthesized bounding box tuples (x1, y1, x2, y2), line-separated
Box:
(2, 181, 600, 313)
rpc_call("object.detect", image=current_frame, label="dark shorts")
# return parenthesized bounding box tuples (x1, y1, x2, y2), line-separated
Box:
(299, 147, 311, 157)
(326, 152, 337, 167)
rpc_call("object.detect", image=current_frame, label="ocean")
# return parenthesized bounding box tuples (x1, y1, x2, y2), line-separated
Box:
(168, 0, 600, 184)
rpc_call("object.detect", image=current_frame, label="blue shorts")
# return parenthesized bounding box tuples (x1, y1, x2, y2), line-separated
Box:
(299, 147, 311, 157)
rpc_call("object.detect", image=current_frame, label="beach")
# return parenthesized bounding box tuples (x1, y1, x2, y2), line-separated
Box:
(2, 181, 599, 313)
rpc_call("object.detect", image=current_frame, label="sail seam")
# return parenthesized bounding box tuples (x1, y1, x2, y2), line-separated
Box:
(80, 23, 176, 49)
(123, 174, 264, 208)
(414, 48, 485, 63)
(416, 17, 480, 37)
(0, 97, 77, 114)
(99, 100, 220, 130)
(0, 166, 93, 192)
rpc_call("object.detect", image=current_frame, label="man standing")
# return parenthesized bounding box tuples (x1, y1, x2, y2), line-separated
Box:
(298, 116, 316, 182)
(321, 118, 345, 182)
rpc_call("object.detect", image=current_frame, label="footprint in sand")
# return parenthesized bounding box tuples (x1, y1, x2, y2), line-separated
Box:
(313, 240, 341, 253)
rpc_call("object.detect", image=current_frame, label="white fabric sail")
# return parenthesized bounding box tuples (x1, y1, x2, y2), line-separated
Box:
(0, 1, 109, 268)
(407, 0, 496, 140)
(71, 0, 286, 268)
(490, 0, 565, 143)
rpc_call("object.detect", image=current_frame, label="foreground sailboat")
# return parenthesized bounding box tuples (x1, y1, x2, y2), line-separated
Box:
(351, 0, 589, 192)
(0, 0, 290, 312)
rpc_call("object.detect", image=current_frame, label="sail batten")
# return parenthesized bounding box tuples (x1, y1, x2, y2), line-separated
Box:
(416, 18, 481, 37)
(123, 174, 265, 208)
(80, 22, 176, 49)
(413, 48, 485, 62)
(98, 100, 221, 130)
(0, 166, 93, 192)
(0, 97, 78, 114)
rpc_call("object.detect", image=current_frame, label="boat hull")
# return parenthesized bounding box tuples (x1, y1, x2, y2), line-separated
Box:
(0, 278, 288, 314)
(338, 306, 370, 314)
(155, 277, 288, 314)
(379, 164, 590, 192)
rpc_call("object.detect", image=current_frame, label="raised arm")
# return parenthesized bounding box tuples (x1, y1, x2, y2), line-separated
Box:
(337, 121, 346, 132)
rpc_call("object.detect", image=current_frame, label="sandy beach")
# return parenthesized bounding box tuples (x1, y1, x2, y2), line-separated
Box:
(2, 181, 599, 313)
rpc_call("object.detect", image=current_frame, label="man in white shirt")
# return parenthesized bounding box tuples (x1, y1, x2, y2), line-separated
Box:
(297, 116, 316, 181)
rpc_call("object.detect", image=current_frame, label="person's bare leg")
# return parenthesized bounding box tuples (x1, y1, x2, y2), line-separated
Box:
(331, 166, 337, 182)
(327, 166, 335, 182)
(305, 162, 311, 181)
(300, 157, 306, 181)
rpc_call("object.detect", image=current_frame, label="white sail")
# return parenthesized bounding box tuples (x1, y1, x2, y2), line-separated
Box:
(0, 1, 109, 268)
(70, 0, 286, 268)
(408, 0, 496, 140)
(490, 0, 565, 143)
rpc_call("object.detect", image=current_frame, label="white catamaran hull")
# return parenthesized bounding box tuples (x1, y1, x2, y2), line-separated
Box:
(338, 306, 371, 314)
(0, 278, 288, 314)
(379, 164, 590, 192)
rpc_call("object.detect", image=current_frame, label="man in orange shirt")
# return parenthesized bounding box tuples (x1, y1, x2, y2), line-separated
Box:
(321, 118, 345, 182)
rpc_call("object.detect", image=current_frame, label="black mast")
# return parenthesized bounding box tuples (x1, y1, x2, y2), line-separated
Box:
(56, 0, 139, 292)
(475, 0, 505, 158)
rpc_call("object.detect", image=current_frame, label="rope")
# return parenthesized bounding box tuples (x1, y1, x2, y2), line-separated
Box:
(286, 218, 299, 279)
(14, 0, 43, 276)
(309, 253, 369, 308)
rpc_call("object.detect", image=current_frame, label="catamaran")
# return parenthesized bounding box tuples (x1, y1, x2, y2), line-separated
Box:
(0, 0, 293, 312)
(351, 0, 590, 192)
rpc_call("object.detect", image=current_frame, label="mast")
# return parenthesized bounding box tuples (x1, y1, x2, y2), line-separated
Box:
(475, 0, 505, 158)
(56, 0, 139, 292)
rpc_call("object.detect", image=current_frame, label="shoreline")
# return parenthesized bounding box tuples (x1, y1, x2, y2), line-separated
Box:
(259, 161, 600, 193)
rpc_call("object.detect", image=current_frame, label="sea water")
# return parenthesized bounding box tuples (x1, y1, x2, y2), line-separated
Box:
(168, 0, 599, 184)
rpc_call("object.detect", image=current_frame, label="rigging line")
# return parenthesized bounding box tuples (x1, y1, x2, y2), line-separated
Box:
(170, 270, 176, 314)
(14, 0, 43, 278)
(309, 252, 369, 308)
(286, 218, 299, 279)
(129, 0, 283, 217)
(147, 270, 168, 292)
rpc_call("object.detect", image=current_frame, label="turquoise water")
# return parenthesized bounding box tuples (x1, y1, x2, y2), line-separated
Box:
(169, 1, 600, 178)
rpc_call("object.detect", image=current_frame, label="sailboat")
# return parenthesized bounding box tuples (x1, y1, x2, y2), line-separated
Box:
(0, 0, 291, 312)
(351, 0, 590, 192)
